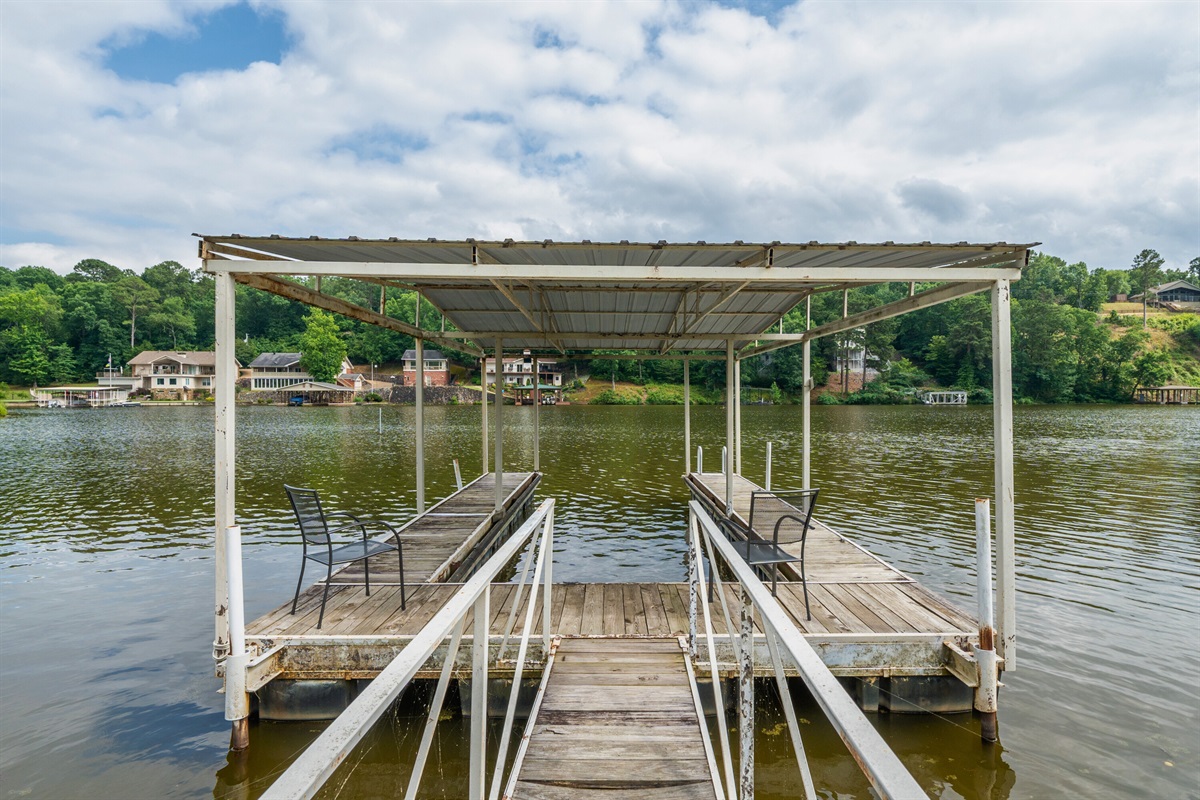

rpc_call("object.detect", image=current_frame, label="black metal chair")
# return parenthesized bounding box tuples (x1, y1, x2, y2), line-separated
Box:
(285, 484, 405, 629)
(724, 489, 818, 619)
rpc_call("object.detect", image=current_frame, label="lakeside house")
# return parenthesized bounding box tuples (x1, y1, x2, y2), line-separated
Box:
(400, 349, 450, 386)
(484, 349, 563, 398)
(1130, 279, 1200, 310)
(120, 350, 239, 400)
(248, 353, 359, 391)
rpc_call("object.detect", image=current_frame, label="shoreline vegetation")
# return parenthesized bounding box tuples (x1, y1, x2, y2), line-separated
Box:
(2, 251, 1198, 411)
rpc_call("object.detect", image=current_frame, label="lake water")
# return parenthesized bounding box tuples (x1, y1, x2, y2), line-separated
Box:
(1, 403, 1196, 799)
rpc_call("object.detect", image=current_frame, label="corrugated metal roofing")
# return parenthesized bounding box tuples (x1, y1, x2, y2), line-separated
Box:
(200, 236, 1034, 354)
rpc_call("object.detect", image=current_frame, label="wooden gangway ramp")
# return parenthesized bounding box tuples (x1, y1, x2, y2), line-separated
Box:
(510, 638, 720, 800)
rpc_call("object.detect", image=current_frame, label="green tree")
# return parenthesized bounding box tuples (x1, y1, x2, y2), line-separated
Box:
(299, 309, 347, 382)
(1130, 349, 1172, 399)
(1189, 257, 1200, 282)
(1130, 249, 1164, 328)
(147, 296, 196, 349)
(111, 274, 159, 347)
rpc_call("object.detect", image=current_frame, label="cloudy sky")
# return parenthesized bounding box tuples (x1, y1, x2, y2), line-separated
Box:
(1, 0, 1196, 274)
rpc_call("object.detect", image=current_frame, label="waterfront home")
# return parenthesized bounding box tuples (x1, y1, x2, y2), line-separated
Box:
(248, 353, 355, 390)
(484, 349, 563, 398)
(125, 350, 237, 400)
(400, 349, 450, 386)
(1131, 279, 1200, 310)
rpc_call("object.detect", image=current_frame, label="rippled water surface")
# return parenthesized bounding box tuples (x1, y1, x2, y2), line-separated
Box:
(1, 404, 1196, 798)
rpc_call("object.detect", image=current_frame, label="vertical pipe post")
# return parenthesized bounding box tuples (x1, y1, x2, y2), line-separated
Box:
(697, 446, 704, 475)
(802, 296, 812, 491)
(213, 270, 236, 661)
(975, 498, 999, 742)
(739, 585, 755, 800)
(378, 407, 382, 435)
(991, 278, 1017, 668)
(725, 341, 735, 514)
(470, 586, 490, 800)
(734, 355, 742, 475)
(454, 458, 463, 491)
(684, 357, 691, 474)
(494, 338, 504, 514)
(765, 441, 772, 491)
(542, 502, 554, 648)
(416, 338, 425, 514)
(224, 524, 250, 751)
(532, 354, 540, 473)
(687, 506, 698, 659)
(481, 357, 488, 477)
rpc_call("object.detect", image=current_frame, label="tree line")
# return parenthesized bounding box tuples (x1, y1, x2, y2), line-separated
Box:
(1, 250, 1197, 402)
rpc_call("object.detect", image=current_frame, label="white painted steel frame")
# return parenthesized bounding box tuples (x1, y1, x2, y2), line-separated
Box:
(214, 272, 236, 661)
(260, 499, 556, 800)
(689, 501, 929, 800)
(991, 280, 1017, 667)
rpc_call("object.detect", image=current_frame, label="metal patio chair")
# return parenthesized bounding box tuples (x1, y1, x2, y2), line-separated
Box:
(717, 489, 818, 619)
(285, 484, 405, 629)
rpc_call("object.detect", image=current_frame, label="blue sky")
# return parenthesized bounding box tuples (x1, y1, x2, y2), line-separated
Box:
(1, 0, 1197, 273)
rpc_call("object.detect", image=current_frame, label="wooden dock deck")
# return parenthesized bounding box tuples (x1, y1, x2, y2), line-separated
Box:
(510, 639, 720, 800)
(247, 471, 537, 637)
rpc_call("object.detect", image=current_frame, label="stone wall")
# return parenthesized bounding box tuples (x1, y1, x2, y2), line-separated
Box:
(387, 385, 488, 405)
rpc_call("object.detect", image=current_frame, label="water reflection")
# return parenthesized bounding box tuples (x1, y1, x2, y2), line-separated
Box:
(0, 404, 1196, 798)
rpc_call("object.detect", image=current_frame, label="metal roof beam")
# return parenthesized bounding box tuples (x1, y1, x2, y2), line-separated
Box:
(206, 261, 1023, 283)
(229, 272, 484, 358)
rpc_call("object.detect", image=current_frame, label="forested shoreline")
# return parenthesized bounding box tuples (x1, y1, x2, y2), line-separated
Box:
(2, 251, 1197, 404)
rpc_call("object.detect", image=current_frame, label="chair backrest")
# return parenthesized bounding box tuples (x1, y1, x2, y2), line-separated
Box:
(749, 489, 819, 545)
(285, 484, 329, 544)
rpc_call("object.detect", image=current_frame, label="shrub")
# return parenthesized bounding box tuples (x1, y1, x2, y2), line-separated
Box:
(1148, 313, 1199, 335)
(816, 392, 841, 405)
(594, 388, 641, 405)
(0, 402, 7, 418)
(363, 392, 384, 403)
(645, 385, 683, 405)
(968, 387, 994, 404)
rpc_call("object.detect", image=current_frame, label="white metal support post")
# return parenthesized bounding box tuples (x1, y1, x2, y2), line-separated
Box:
(739, 585, 755, 800)
(974, 498, 1000, 742)
(532, 354, 540, 472)
(470, 586, 490, 800)
(416, 337, 425, 514)
(224, 524, 250, 750)
(725, 340, 735, 513)
(734, 356, 742, 475)
(991, 279, 1017, 668)
(683, 357, 691, 474)
(802, 296, 812, 490)
(481, 357, 488, 477)
(494, 338, 504, 514)
(213, 271, 235, 661)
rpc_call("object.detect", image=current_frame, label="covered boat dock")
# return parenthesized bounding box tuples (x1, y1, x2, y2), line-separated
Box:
(202, 237, 1030, 799)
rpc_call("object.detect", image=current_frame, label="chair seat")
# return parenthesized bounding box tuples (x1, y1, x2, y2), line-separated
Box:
(306, 538, 398, 566)
(730, 539, 800, 566)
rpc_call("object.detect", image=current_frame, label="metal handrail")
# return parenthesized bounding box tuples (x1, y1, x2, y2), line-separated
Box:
(261, 498, 556, 800)
(688, 500, 928, 800)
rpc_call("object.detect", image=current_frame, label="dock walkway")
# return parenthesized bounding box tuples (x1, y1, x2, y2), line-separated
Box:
(510, 638, 720, 800)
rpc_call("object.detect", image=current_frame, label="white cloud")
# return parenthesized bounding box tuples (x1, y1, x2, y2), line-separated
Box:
(0, 0, 1196, 275)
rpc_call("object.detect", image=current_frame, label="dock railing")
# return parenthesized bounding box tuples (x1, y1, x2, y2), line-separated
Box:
(261, 497, 556, 800)
(687, 500, 928, 800)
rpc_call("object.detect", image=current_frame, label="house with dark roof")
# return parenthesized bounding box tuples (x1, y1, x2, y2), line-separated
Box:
(249, 353, 356, 390)
(1131, 280, 1200, 309)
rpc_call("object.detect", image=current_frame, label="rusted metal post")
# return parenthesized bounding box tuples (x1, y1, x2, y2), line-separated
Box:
(470, 586, 490, 800)
(687, 506, 698, 659)
(416, 337, 425, 514)
(481, 357, 488, 477)
(224, 524, 250, 751)
(739, 585, 755, 799)
(975, 498, 1000, 742)
(725, 340, 734, 513)
(494, 338, 504, 514)
(991, 278, 1017, 667)
(684, 357, 691, 474)
(532, 354, 540, 472)
(213, 270, 236, 661)
(734, 356, 742, 475)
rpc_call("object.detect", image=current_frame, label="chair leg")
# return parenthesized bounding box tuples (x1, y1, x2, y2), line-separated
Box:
(291, 559, 307, 615)
(364, 548, 371, 598)
(771, 563, 778, 597)
(317, 563, 332, 629)
(801, 561, 811, 621)
(706, 559, 715, 604)
(397, 545, 406, 610)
